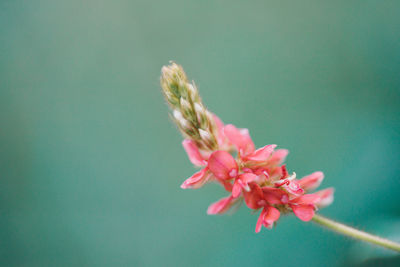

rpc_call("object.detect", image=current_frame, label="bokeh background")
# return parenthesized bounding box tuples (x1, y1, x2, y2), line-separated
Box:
(1, 0, 400, 266)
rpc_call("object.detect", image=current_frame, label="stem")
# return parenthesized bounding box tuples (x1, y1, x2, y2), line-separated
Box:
(312, 214, 400, 253)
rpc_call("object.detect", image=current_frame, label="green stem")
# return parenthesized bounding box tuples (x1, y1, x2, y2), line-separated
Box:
(312, 214, 400, 253)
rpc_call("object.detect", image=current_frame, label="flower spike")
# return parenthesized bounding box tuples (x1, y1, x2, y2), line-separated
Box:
(161, 62, 334, 233)
(160, 62, 400, 253)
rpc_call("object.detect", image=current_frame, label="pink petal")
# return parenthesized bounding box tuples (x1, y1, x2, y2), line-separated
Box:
(262, 187, 289, 205)
(244, 145, 277, 162)
(243, 183, 264, 210)
(255, 209, 266, 233)
(298, 171, 324, 191)
(207, 196, 235, 215)
(182, 139, 207, 166)
(314, 188, 334, 208)
(263, 206, 280, 228)
(290, 193, 321, 205)
(291, 204, 315, 221)
(238, 173, 258, 184)
(223, 124, 255, 156)
(208, 151, 238, 180)
(268, 149, 289, 166)
(180, 168, 210, 189)
(232, 181, 242, 198)
(255, 206, 280, 232)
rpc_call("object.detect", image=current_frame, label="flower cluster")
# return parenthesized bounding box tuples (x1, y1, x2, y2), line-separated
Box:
(161, 62, 334, 232)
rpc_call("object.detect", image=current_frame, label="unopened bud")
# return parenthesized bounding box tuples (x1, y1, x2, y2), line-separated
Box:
(187, 83, 196, 96)
(199, 129, 212, 142)
(194, 103, 204, 114)
(180, 97, 192, 113)
(199, 128, 217, 150)
(161, 62, 219, 152)
(173, 110, 184, 121)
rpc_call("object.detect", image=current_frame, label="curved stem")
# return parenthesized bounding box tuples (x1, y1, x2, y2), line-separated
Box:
(312, 214, 400, 253)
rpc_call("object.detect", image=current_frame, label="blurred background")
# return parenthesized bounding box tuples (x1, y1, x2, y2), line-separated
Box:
(1, 0, 399, 266)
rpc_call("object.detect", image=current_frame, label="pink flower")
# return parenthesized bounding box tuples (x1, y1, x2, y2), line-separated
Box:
(179, 120, 334, 233)
(181, 167, 211, 189)
(223, 124, 255, 156)
(243, 183, 265, 210)
(256, 206, 280, 233)
(288, 193, 320, 221)
(180, 133, 237, 189)
(208, 151, 238, 180)
(262, 187, 289, 205)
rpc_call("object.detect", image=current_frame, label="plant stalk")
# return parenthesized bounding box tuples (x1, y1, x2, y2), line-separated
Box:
(312, 214, 400, 252)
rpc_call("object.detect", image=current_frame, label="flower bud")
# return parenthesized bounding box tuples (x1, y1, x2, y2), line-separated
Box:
(161, 62, 219, 152)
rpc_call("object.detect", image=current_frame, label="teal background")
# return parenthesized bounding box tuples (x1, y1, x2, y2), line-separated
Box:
(1, 0, 399, 266)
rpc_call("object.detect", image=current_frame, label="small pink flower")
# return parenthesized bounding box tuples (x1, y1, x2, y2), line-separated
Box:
(232, 173, 258, 198)
(208, 151, 238, 180)
(243, 183, 265, 210)
(180, 167, 211, 189)
(256, 206, 280, 233)
(223, 124, 255, 156)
